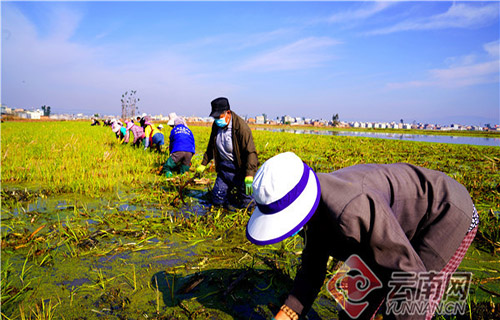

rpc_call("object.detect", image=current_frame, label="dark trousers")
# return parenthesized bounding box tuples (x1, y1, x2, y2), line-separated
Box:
(164, 152, 193, 174)
(212, 160, 253, 209)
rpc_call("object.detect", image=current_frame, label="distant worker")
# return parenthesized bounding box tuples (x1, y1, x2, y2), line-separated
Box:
(167, 112, 177, 127)
(163, 116, 195, 177)
(91, 118, 100, 126)
(111, 119, 123, 140)
(246, 152, 479, 320)
(197, 97, 258, 209)
(125, 120, 145, 147)
(144, 121, 164, 153)
(119, 121, 127, 143)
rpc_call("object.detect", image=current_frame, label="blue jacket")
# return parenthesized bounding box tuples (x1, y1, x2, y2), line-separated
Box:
(169, 124, 195, 154)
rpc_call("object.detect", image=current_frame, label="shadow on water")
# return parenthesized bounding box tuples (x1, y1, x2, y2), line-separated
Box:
(151, 269, 327, 319)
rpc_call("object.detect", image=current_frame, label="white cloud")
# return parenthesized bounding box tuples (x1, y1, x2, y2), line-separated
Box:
(368, 3, 499, 35)
(1, 4, 232, 115)
(237, 37, 341, 72)
(236, 28, 295, 50)
(47, 6, 84, 41)
(387, 41, 500, 89)
(484, 40, 500, 57)
(327, 1, 394, 23)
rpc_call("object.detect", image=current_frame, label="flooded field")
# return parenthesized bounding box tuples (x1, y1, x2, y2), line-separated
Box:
(1, 121, 499, 319)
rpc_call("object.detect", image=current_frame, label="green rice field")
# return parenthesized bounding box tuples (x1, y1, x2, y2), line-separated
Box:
(1, 121, 499, 319)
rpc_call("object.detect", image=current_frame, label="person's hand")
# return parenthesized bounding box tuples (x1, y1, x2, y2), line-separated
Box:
(274, 305, 298, 320)
(196, 165, 206, 174)
(273, 310, 291, 320)
(245, 176, 254, 195)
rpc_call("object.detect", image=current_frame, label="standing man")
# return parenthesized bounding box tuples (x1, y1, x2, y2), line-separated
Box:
(246, 152, 478, 320)
(197, 97, 258, 209)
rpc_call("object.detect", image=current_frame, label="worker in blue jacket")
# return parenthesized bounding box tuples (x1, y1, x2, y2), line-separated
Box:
(163, 117, 196, 177)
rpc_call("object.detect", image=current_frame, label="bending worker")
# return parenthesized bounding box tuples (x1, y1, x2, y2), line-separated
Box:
(163, 116, 195, 177)
(125, 120, 145, 147)
(144, 121, 164, 153)
(246, 152, 478, 320)
(197, 97, 258, 209)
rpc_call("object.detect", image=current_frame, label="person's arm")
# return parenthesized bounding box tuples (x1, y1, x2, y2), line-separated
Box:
(239, 123, 258, 177)
(144, 126, 151, 149)
(201, 124, 216, 166)
(282, 222, 330, 317)
(169, 129, 174, 154)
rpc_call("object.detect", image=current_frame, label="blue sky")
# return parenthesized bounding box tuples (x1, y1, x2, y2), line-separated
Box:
(2, 1, 499, 125)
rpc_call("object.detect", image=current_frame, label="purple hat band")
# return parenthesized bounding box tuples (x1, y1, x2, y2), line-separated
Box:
(246, 166, 320, 246)
(256, 161, 310, 214)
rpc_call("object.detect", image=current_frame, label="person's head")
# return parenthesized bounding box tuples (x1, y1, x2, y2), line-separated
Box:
(174, 117, 187, 127)
(246, 152, 321, 245)
(167, 112, 178, 127)
(210, 97, 231, 128)
(158, 124, 164, 130)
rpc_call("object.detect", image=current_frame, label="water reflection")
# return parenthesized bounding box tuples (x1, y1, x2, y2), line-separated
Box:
(255, 128, 500, 147)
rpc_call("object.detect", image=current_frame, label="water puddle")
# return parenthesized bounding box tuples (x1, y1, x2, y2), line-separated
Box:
(256, 127, 500, 146)
(2, 184, 498, 319)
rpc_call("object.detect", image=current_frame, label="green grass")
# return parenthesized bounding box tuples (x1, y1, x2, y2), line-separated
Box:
(1, 120, 499, 319)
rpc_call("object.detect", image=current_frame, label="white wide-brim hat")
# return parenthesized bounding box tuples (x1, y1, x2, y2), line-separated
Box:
(246, 152, 321, 245)
(167, 112, 177, 126)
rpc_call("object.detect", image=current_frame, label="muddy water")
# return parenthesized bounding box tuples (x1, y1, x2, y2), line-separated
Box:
(0, 186, 336, 319)
(2, 186, 499, 319)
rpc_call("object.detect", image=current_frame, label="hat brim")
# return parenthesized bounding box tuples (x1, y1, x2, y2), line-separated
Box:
(167, 119, 174, 126)
(246, 167, 321, 245)
(209, 110, 225, 118)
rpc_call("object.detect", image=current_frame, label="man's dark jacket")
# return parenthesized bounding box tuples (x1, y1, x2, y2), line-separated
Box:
(285, 163, 475, 319)
(201, 111, 258, 177)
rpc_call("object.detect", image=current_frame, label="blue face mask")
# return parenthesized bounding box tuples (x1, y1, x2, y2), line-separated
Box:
(291, 227, 303, 237)
(215, 118, 227, 127)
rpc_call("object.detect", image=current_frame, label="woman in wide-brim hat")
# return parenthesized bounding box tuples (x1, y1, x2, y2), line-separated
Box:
(246, 152, 478, 320)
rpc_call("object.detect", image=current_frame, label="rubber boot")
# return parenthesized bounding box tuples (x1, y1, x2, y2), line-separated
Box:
(179, 165, 191, 174)
(165, 171, 173, 178)
(164, 157, 177, 172)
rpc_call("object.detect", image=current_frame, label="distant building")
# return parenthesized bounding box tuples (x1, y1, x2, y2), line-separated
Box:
(1, 105, 12, 114)
(255, 115, 265, 124)
(27, 109, 44, 119)
(282, 115, 294, 124)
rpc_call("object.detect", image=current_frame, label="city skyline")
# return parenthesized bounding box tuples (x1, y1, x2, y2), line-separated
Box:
(2, 1, 499, 125)
(4, 104, 498, 129)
